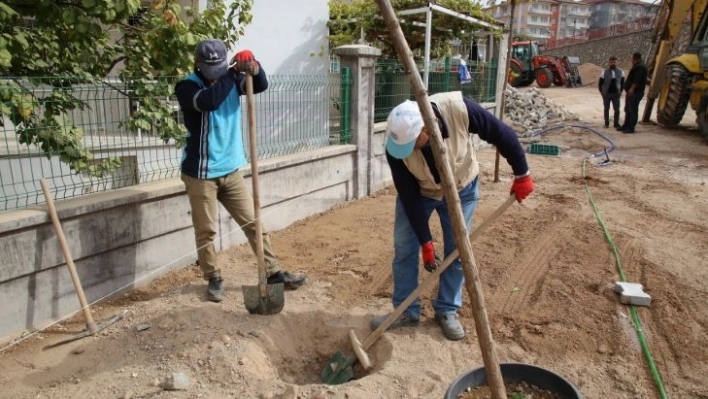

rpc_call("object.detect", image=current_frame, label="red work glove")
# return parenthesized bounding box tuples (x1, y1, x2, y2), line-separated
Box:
(511, 174, 534, 202)
(231, 50, 259, 75)
(421, 241, 440, 273)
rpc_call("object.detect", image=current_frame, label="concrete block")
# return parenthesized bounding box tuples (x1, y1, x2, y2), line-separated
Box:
(614, 281, 651, 307)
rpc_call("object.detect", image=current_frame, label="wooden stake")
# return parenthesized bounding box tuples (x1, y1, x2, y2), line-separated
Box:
(374, 1, 507, 398)
(40, 178, 98, 334)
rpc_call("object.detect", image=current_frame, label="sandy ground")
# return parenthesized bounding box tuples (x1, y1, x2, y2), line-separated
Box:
(1, 86, 707, 399)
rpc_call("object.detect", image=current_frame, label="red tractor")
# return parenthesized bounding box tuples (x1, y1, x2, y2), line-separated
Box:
(507, 41, 582, 88)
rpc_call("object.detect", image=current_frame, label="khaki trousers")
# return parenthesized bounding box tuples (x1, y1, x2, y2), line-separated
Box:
(181, 171, 280, 280)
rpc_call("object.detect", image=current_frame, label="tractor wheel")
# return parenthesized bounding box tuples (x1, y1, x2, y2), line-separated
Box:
(508, 61, 523, 88)
(518, 77, 535, 87)
(698, 92, 708, 142)
(535, 68, 553, 88)
(657, 64, 692, 126)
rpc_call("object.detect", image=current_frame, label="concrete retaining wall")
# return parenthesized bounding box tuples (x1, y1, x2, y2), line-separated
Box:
(543, 22, 692, 68)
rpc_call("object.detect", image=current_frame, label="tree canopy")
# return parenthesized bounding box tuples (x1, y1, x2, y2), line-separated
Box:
(328, 0, 499, 59)
(0, 0, 252, 176)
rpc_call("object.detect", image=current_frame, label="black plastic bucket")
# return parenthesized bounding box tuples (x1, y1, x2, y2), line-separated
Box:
(444, 362, 582, 399)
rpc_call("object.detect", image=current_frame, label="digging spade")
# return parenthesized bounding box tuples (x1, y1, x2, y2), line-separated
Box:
(321, 195, 517, 385)
(241, 73, 285, 315)
(39, 178, 124, 350)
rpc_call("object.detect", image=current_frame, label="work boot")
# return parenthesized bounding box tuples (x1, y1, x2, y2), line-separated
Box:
(436, 313, 465, 341)
(207, 276, 224, 302)
(267, 270, 306, 290)
(370, 312, 419, 331)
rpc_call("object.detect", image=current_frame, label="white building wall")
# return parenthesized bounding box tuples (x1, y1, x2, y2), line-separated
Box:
(223, 0, 330, 75)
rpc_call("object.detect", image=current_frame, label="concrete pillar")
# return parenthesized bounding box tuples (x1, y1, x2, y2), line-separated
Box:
(334, 44, 382, 199)
(495, 32, 509, 119)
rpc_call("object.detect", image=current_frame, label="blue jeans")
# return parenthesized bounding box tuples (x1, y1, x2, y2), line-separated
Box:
(603, 92, 620, 126)
(392, 178, 479, 319)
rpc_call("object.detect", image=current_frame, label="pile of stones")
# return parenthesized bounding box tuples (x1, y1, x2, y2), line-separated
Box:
(503, 86, 578, 137)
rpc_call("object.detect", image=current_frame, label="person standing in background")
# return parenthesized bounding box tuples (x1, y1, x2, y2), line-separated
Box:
(617, 52, 648, 134)
(598, 56, 624, 129)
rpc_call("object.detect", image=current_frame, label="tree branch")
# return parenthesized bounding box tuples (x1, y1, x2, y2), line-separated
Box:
(103, 55, 126, 78)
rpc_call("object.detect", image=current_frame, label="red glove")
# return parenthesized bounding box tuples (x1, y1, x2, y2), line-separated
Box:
(231, 50, 259, 75)
(421, 241, 439, 273)
(234, 50, 255, 63)
(511, 174, 534, 202)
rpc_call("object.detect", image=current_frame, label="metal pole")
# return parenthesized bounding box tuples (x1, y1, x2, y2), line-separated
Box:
(424, 5, 432, 89)
(494, 0, 516, 183)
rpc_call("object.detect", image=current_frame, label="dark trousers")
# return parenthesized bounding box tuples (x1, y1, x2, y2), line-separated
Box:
(603, 92, 620, 126)
(623, 92, 644, 131)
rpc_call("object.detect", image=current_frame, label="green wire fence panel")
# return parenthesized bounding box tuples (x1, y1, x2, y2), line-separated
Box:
(0, 74, 344, 212)
(374, 58, 499, 123)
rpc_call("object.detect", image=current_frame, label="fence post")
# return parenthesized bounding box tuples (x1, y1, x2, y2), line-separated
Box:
(444, 55, 451, 93)
(339, 67, 352, 144)
(334, 44, 382, 199)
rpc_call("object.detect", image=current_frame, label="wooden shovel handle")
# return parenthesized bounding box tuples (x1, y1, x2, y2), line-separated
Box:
(40, 178, 97, 333)
(362, 195, 516, 350)
(246, 75, 267, 295)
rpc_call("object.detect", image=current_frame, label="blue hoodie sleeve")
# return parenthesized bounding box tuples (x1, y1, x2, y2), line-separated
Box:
(464, 98, 529, 177)
(235, 63, 269, 95)
(175, 72, 238, 113)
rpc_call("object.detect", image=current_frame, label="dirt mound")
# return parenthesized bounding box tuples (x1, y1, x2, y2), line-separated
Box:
(577, 63, 604, 87)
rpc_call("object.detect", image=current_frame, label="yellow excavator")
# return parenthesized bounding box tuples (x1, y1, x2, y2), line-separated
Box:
(641, 0, 708, 140)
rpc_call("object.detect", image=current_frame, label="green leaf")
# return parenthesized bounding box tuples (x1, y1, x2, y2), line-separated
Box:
(0, 3, 18, 19)
(82, 0, 97, 8)
(13, 32, 29, 49)
(62, 9, 76, 25)
(0, 48, 11, 68)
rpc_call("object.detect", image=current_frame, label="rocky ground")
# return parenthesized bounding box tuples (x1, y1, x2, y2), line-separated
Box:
(1, 85, 707, 399)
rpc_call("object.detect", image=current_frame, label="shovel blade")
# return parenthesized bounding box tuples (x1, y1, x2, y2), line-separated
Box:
(320, 351, 356, 385)
(242, 283, 284, 315)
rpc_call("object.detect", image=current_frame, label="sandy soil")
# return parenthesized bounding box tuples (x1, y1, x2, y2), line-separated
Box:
(576, 63, 604, 88)
(1, 86, 707, 399)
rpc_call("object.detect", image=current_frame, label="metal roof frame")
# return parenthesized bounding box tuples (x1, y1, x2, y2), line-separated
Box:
(396, 2, 504, 88)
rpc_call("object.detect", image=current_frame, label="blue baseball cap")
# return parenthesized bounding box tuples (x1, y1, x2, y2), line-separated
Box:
(385, 100, 424, 159)
(194, 39, 229, 80)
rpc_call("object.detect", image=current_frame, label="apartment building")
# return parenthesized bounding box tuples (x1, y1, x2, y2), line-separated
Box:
(586, 0, 659, 30)
(490, 0, 592, 46)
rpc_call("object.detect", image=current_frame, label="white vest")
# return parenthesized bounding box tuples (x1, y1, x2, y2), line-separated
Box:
(403, 92, 479, 200)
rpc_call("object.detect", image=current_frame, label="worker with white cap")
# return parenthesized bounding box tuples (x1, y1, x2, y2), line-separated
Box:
(372, 92, 534, 340)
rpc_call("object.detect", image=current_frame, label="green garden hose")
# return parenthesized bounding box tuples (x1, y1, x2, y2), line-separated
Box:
(581, 159, 669, 399)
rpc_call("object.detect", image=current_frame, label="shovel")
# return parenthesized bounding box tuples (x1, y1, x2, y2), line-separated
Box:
(241, 74, 284, 315)
(39, 178, 124, 350)
(321, 195, 517, 384)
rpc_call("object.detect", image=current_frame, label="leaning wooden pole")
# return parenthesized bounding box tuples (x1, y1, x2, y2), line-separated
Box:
(494, 0, 516, 183)
(374, 1, 507, 398)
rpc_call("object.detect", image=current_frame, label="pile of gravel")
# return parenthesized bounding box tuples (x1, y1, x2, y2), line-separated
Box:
(503, 86, 579, 137)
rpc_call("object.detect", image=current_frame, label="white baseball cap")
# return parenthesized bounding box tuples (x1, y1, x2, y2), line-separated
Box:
(385, 100, 424, 159)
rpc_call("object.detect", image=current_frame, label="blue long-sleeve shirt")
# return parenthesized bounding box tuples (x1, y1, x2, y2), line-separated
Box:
(175, 67, 268, 179)
(386, 98, 529, 245)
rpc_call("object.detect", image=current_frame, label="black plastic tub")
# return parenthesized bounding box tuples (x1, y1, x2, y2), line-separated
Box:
(444, 362, 583, 399)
